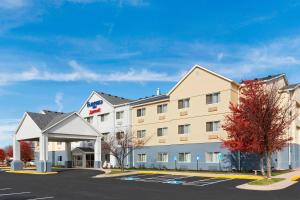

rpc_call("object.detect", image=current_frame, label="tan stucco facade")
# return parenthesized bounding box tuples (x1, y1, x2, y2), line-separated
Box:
(131, 66, 239, 146)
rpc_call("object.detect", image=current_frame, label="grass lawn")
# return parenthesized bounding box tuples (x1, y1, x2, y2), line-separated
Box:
(248, 178, 285, 185)
(109, 169, 133, 175)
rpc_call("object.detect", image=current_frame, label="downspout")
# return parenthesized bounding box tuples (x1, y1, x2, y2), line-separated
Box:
(237, 85, 241, 171)
(288, 92, 292, 169)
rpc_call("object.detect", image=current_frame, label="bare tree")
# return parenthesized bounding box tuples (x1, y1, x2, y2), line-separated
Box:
(103, 128, 150, 172)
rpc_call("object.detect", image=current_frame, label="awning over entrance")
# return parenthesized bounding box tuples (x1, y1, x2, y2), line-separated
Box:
(12, 110, 102, 172)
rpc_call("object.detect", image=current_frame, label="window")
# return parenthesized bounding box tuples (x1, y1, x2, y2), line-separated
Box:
(99, 113, 109, 122)
(137, 130, 146, 138)
(157, 104, 168, 114)
(206, 121, 220, 132)
(137, 154, 147, 162)
(137, 108, 146, 117)
(57, 142, 62, 145)
(57, 156, 62, 162)
(206, 92, 220, 104)
(157, 127, 168, 137)
(178, 153, 191, 163)
(178, 124, 190, 134)
(157, 153, 168, 162)
(178, 98, 190, 109)
(116, 111, 124, 120)
(116, 132, 124, 140)
(86, 116, 93, 124)
(205, 152, 220, 163)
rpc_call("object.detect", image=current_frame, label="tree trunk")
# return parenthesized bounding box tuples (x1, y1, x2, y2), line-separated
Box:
(260, 156, 266, 177)
(266, 153, 272, 178)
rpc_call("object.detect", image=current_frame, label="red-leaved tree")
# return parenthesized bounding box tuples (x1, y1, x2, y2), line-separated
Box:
(0, 149, 6, 163)
(21, 141, 34, 164)
(223, 80, 296, 178)
(4, 142, 33, 164)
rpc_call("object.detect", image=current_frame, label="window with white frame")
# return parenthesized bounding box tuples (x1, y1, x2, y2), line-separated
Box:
(157, 153, 168, 162)
(178, 152, 191, 163)
(99, 113, 109, 122)
(205, 152, 220, 163)
(206, 121, 220, 132)
(137, 108, 146, 117)
(86, 116, 93, 124)
(157, 104, 168, 114)
(157, 127, 168, 137)
(116, 111, 124, 120)
(137, 130, 146, 138)
(206, 92, 220, 104)
(137, 154, 147, 162)
(178, 98, 190, 109)
(178, 124, 190, 134)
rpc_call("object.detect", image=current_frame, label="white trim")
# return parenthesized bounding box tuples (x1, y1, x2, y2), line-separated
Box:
(42, 112, 103, 137)
(167, 65, 239, 96)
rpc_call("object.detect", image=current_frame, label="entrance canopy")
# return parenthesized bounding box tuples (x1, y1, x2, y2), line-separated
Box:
(15, 110, 101, 142)
(12, 110, 102, 172)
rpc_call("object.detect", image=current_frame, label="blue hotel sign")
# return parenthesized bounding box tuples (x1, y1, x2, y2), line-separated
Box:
(87, 100, 103, 109)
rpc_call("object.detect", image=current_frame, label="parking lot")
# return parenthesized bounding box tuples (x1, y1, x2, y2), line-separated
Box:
(119, 174, 233, 187)
(1, 169, 300, 200)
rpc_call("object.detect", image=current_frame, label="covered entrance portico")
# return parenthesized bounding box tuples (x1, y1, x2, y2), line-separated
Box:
(12, 110, 102, 172)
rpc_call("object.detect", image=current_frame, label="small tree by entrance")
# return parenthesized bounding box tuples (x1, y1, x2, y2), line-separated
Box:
(223, 80, 296, 178)
(4, 142, 34, 166)
(0, 149, 6, 165)
(103, 129, 149, 172)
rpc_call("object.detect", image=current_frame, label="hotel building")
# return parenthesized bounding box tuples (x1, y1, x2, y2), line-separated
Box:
(33, 65, 300, 171)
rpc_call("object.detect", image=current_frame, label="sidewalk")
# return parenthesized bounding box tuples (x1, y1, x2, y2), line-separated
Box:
(237, 169, 300, 191)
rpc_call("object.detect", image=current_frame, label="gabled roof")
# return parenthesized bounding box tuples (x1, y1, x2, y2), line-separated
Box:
(167, 65, 239, 95)
(281, 83, 300, 91)
(95, 91, 133, 105)
(27, 111, 74, 131)
(130, 94, 169, 106)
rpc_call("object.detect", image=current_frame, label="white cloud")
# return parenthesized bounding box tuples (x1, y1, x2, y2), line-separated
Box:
(0, 119, 18, 148)
(55, 92, 64, 112)
(0, 0, 29, 10)
(0, 60, 179, 85)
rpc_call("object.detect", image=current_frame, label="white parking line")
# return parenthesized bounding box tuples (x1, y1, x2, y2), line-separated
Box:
(183, 178, 218, 185)
(0, 188, 11, 191)
(196, 179, 232, 187)
(26, 197, 55, 200)
(0, 192, 31, 196)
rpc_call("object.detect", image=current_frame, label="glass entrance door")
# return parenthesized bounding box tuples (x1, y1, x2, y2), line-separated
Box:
(72, 155, 83, 168)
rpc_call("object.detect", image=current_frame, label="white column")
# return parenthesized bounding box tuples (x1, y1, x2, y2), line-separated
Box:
(94, 136, 102, 169)
(38, 134, 51, 172)
(11, 134, 23, 171)
(39, 134, 48, 161)
(65, 142, 72, 168)
(13, 135, 21, 161)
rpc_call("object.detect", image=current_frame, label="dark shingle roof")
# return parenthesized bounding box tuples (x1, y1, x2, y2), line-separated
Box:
(130, 95, 169, 106)
(253, 74, 285, 82)
(27, 111, 74, 130)
(75, 147, 94, 153)
(281, 83, 300, 91)
(95, 91, 132, 105)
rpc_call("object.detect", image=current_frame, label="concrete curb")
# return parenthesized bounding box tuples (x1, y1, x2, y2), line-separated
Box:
(236, 179, 297, 191)
(137, 171, 263, 180)
(6, 170, 58, 175)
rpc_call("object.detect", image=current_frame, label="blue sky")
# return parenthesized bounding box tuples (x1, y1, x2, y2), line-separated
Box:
(1, 0, 300, 147)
